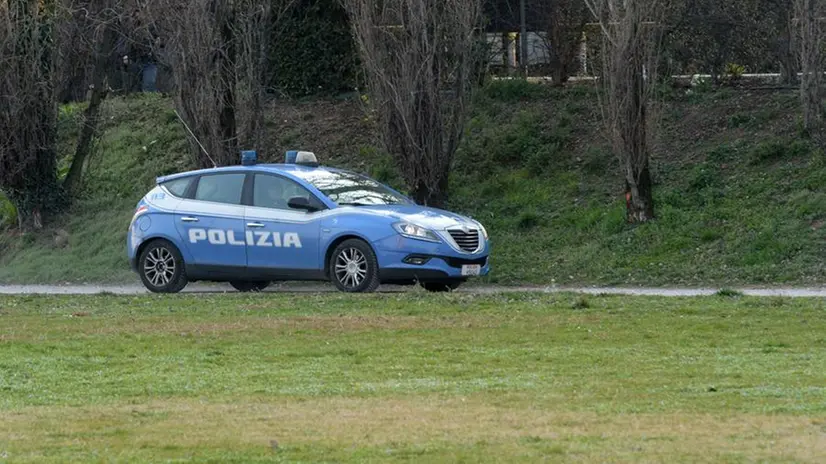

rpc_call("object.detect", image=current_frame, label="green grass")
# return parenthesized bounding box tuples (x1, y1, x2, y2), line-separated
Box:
(449, 84, 826, 287)
(2, 82, 826, 286)
(1, 293, 825, 462)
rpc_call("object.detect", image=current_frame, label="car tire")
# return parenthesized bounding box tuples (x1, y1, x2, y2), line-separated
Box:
(329, 239, 380, 293)
(421, 281, 462, 292)
(138, 239, 188, 294)
(230, 281, 270, 293)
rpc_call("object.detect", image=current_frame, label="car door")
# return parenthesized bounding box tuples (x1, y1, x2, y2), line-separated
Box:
(174, 172, 248, 272)
(244, 173, 324, 277)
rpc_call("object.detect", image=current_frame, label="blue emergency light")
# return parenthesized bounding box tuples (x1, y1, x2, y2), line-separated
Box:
(285, 150, 298, 164)
(241, 150, 257, 166)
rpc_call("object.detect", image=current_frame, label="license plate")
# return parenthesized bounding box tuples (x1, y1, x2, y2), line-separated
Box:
(461, 264, 481, 276)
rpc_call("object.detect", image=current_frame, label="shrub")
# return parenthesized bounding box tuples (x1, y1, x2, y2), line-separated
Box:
(723, 63, 746, 85)
(482, 80, 548, 102)
(688, 163, 721, 191)
(0, 191, 17, 229)
(716, 288, 743, 298)
(266, 0, 360, 96)
(749, 139, 811, 165)
(727, 112, 752, 128)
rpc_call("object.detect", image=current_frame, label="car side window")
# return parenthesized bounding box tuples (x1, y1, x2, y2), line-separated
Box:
(194, 173, 245, 205)
(253, 174, 323, 211)
(162, 177, 192, 198)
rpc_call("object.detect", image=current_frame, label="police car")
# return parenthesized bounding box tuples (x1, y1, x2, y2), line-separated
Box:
(127, 150, 491, 293)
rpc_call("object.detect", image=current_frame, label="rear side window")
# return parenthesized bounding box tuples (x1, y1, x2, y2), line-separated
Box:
(161, 177, 192, 198)
(194, 173, 245, 205)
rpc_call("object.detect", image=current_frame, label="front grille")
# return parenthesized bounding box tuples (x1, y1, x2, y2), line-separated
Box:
(447, 228, 480, 252)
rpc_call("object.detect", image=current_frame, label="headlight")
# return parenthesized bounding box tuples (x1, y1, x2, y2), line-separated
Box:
(393, 222, 440, 242)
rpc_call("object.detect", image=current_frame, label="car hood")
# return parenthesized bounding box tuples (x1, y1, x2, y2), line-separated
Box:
(346, 204, 478, 231)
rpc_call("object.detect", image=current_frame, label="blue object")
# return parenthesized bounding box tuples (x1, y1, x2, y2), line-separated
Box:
(241, 150, 257, 166)
(127, 161, 491, 293)
(285, 150, 298, 164)
(141, 63, 158, 92)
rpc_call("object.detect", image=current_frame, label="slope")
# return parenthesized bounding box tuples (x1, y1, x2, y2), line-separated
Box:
(1, 82, 824, 286)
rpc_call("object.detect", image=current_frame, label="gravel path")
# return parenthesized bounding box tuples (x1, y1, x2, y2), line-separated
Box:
(2, 283, 826, 297)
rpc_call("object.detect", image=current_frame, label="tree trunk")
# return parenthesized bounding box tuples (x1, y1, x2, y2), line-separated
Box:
(411, 173, 449, 209)
(64, 25, 115, 195)
(64, 86, 107, 195)
(798, 0, 824, 135)
(779, 45, 798, 86)
(2, 0, 63, 231)
(626, 162, 655, 223)
(15, 206, 44, 231)
(550, 52, 567, 86)
(623, 15, 655, 224)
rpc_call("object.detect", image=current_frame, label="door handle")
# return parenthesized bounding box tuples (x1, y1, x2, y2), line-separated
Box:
(247, 222, 265, 228)
(181, 216, 199, 223)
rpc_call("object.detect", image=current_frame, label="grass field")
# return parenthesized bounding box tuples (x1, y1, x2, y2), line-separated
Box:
(1, 292, 825, 462)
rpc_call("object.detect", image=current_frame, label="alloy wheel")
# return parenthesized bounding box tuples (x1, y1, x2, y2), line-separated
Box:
(144, 247, 176, 287)
(334, 247, 368, 289)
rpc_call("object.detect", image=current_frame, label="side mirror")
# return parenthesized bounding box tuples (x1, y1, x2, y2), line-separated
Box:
(288, 196, 318, 213)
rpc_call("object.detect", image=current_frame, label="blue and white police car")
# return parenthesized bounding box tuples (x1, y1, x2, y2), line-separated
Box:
(127, 150, 491, 293)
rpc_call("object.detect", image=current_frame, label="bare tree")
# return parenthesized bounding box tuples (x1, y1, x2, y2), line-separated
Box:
(142, 0, 292, 168)
(234, 0, 274, 151)
(585, 0, 665, 223)
(767, 0, 799, 85)
(56, 2, 95, 102)
(148, 0, 236, 167)
(536, 0, 590, 85)
(344, 0, 484, 207)
(0, 0, 63, 230)
(795, 0, 825, 136)
(62, 0, 122, 195)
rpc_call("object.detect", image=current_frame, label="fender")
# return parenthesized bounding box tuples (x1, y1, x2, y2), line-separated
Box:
(134, 232, 196, 268)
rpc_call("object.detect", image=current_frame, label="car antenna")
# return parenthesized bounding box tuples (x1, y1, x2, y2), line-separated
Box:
(174, 109, 217, 168)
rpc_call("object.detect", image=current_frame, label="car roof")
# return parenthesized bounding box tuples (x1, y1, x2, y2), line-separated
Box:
(155, 163, 352, 184)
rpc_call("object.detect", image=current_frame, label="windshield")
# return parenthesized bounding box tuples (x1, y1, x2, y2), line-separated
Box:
(292, 170, 411, 206)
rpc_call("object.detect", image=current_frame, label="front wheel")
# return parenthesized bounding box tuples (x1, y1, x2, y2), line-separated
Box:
(421, 281, 462, 292)
(329, 239, 380, 293)
(138, 239, 188, 293)
(230, 281, 270, 292)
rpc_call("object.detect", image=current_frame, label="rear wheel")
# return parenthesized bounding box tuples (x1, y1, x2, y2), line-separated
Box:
(329, 239, 380, 293)
(421, 281, 462, 292)
(138, 239, 188, 294)
(230, 281, 270, 292)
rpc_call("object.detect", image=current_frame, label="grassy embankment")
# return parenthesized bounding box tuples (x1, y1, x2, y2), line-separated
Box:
(1, 82, 825, 286)
(1, 292, 825, 462)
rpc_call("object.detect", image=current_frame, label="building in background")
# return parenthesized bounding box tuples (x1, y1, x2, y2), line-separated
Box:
(482, 0, 589, 76)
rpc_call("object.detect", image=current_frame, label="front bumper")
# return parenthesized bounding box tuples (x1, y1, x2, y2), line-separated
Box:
(127, 226, 139, 272)
(374, 234, 491, 282)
